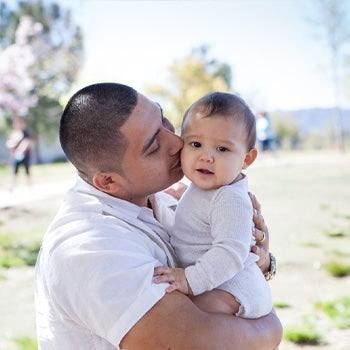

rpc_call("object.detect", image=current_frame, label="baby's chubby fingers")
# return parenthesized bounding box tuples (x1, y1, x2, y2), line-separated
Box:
(166, 283, 178, 293)
(154, 266, 171, 276)
(153, 266, 175, 284)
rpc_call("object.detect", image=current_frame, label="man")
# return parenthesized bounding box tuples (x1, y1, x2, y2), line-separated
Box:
(35, 83, 282, 349)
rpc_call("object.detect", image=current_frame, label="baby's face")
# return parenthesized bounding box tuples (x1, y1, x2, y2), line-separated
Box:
(180, 113, 250, 190)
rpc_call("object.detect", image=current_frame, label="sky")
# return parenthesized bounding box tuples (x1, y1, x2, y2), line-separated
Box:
(60, 0, 350, 111)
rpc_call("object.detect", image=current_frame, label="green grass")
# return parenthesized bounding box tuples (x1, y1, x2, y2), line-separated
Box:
(315, 298, 350, 329)
(0, 255, 26, 268)
(14, 336, 38, 350)
(325, 229, 346, 238)
(273, 301, 291, 309)
(284, 314, 322, 345)
(284, 323, 321, 345)
(0, 239, 41, 268)
(331, 250, 350, 257)
(324, 260, 350, 277)
(0, 196, 62, 270)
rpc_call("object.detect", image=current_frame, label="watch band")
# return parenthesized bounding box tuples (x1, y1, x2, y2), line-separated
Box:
(264, 253, 276, 281)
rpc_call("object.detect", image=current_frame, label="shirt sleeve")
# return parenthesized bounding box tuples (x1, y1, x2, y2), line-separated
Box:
(185, 187, 253, 295)
(51, 217, 168, 348)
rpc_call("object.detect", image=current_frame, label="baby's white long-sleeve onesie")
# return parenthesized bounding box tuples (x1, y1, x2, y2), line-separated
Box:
(171, 175, 272, 318)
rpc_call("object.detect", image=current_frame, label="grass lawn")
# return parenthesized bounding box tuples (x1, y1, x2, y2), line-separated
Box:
(0, 151, 350, 349)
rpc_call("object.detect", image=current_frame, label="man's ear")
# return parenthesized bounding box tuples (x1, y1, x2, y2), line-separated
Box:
(92, 172, 125, 194)
(243, 148, 258, 169)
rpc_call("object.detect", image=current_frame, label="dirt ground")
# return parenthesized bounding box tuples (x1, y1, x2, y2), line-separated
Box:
(250, 152, 350, 349)
(0, 152, 350, 349)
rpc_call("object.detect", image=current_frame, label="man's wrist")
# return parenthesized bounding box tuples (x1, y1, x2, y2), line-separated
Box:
(264, 253, 276, 281)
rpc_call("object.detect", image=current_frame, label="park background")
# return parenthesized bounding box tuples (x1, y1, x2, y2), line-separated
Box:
(0, 0, 350, 349)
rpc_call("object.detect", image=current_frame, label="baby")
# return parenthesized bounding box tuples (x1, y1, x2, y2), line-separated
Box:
(154, 92, 272, 318)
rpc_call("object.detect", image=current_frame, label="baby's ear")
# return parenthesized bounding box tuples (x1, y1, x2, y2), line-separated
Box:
(92, 171, 125, 194)
(243, 148, 258, 169)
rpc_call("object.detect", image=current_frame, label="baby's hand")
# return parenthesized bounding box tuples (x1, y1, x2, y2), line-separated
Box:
(153, 266, 190, 294)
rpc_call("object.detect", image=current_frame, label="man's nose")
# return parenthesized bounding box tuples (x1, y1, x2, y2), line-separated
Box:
(167, 131, 183, 155)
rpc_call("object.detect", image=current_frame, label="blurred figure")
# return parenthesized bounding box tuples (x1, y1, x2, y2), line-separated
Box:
(256, 111, 276, 154)
(6, 117, 31, 190)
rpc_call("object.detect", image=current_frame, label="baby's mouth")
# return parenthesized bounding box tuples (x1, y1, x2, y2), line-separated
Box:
(196, 168, 214, 175)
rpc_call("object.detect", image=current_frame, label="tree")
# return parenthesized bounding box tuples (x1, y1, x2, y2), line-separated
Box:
(0, 15, 40, 117)
(0, 0, 83, 162)
(145, 45, 232, 130)
(310, 0, 350, 151)
(272, 112, 300, 150)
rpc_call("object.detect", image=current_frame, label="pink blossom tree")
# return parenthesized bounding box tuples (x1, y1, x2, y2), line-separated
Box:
(0, 15, 42, 117)
(0, 1, 83, 162)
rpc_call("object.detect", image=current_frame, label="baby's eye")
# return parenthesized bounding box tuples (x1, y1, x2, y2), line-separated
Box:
(217, 146, 228, 152)
(191, 141, 201, 148)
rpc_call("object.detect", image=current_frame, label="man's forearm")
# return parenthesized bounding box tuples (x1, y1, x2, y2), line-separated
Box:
(203, 309, 282, 350)
(121, 291, 282, 350)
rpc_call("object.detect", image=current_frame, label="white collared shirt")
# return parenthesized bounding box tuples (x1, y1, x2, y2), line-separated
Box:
(35, 176, 178, 349)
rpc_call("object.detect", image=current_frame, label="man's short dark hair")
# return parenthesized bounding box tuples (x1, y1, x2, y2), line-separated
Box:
(59, 83, 138, 179)
(182, 92, 256, 150)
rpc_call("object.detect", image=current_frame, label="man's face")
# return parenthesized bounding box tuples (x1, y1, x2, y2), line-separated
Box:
(118, 93, 183, 207)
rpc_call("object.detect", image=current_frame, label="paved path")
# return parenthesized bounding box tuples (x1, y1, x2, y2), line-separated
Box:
(0, 179, 74, 209)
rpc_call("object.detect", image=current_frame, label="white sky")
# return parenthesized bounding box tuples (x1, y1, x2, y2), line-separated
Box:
(61, 0, 350, 111)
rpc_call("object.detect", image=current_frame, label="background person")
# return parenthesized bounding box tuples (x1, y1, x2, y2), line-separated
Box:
(6, 117, 31, 190)
(256, 111, 275, 153)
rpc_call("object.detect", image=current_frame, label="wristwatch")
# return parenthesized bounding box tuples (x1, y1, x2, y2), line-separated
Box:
(264, 253, 276, 281)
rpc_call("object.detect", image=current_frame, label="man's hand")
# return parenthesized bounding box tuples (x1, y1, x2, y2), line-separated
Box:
(249, 192, 270, 273)
(154, 266, 191, 294)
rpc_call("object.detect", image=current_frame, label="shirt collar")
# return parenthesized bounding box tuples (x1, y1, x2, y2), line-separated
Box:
(74, 175, 140, 219)
(74, 175, 178, 221)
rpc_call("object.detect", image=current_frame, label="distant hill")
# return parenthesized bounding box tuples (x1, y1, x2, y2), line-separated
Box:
(276, 108, 350, 135)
